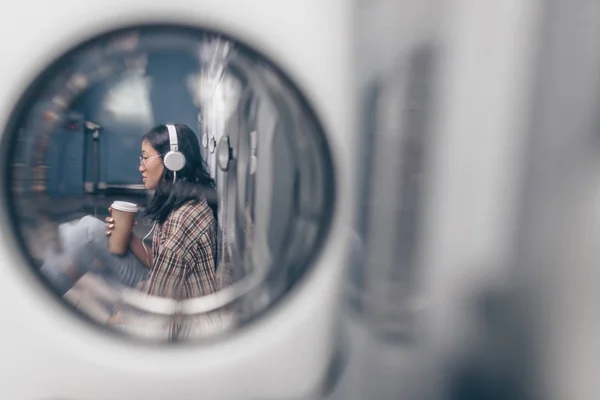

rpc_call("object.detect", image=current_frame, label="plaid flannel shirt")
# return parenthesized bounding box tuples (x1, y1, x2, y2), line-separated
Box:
(143, 197, 218, 299)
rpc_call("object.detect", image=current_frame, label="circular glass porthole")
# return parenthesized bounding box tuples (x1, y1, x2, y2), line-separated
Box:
(1, 25, 334, 342)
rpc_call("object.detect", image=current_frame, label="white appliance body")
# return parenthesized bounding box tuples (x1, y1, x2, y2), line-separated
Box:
(0, 1, 354, 399)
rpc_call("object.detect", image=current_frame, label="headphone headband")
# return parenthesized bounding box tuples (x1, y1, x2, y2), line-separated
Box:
(167, 124, 178, 152)
(163, 124, 186, 172)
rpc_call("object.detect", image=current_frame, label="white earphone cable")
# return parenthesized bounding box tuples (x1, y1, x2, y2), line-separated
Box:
(141, 222, 157, 266)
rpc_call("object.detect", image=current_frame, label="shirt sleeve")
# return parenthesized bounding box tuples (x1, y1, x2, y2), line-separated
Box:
(143, 246, 186, 298)
(143, 213, 192, 298)
(142, 207, 218, 298)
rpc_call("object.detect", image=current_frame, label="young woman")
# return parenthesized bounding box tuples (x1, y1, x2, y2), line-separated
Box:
(41, 124, 219, 300)
(107, 123, 219, 299)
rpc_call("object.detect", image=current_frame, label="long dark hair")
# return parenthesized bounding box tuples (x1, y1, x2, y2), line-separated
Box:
(143, 124, 217, 224)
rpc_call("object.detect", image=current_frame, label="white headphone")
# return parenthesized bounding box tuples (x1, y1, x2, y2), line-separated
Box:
(163, 124, 186, 172)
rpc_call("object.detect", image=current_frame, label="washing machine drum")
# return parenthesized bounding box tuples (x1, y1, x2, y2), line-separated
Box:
(2, 24, 335, 342)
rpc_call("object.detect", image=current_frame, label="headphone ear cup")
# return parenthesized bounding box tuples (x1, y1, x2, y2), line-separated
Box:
(164, 151, 186, 171)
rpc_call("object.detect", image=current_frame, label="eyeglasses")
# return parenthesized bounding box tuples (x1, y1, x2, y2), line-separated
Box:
(139, 154, 163, 168)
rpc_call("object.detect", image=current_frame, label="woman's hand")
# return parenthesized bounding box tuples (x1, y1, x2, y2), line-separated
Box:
(105, 207, 137, 236)
(104, 207, 114, 236)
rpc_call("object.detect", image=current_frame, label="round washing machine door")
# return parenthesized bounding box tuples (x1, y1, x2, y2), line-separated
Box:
(1, 24, 335, 339)
(0, 8, 352, 399)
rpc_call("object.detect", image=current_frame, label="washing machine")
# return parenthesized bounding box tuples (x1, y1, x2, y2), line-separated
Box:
(345, 1, 600, 399)
(0, 1, 354, 399)
(4, 0, 592, 399)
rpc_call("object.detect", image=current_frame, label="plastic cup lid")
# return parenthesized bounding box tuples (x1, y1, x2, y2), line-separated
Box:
(111, 201, 138, 213)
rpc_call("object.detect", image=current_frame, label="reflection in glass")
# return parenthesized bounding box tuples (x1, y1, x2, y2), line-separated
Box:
(3, 26, 334, 342)
(104, 75, 154, 124)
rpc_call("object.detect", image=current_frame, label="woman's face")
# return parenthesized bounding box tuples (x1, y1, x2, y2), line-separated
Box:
(139, 139, 165, 190)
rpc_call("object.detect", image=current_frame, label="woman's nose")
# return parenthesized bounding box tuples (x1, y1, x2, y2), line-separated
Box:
(139, 164, 145, 173)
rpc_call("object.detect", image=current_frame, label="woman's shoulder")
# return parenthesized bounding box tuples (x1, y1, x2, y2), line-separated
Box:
(168, 197, 214, 231)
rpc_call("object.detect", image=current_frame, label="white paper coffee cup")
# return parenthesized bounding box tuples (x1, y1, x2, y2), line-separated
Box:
(109, 201, 138, 255)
